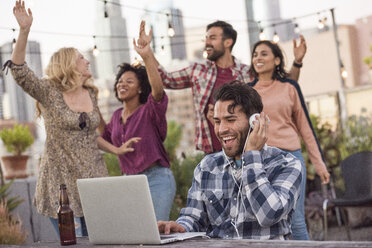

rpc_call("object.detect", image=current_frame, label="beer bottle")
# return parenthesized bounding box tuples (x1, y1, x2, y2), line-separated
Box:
(58, 184, 76, 245)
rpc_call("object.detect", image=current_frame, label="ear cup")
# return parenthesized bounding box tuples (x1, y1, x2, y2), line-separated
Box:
(249, 113, 260, 128)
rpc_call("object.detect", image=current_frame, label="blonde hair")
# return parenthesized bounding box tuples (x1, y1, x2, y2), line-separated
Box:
(36, 47, 98, 117)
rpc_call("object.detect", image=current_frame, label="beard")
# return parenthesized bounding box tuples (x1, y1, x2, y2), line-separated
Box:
(223, 126, 249, 159)
(206, 45, 225, 61)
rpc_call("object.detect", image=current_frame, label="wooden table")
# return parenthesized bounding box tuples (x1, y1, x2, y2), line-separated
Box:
(22, 237, 372, 248)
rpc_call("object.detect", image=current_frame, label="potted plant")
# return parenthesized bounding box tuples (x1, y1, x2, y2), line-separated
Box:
(0, 124, 34, 179)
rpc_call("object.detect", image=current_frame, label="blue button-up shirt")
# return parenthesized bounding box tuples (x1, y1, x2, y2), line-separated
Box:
(176, 145, 302, 239)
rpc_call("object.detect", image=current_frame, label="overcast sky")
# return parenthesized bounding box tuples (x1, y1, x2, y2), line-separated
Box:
(0, 0, 371, 67)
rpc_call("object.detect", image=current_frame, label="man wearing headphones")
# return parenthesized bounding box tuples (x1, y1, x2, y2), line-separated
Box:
(158, 81, 302, 240)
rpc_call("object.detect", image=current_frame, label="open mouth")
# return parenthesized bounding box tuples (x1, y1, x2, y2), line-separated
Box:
(222, 136, 236, 147)
(205, 47, 213, 52)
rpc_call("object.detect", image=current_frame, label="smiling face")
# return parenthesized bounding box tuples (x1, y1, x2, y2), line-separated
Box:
(205, 27, 226, 61)
(252, 43, 280, 77)
(75, 51, 91, 82)
(213, 100, 249, 160)
(116, 71, 141, 102)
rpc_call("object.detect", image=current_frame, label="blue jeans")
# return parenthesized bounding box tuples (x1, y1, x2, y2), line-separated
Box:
(284, 149, 309, 240)
(50, 216, 88, 238)
(141, 165, 176, 221)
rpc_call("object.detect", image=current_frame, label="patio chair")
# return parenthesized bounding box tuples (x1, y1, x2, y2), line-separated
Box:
(323, 151, 372, 240)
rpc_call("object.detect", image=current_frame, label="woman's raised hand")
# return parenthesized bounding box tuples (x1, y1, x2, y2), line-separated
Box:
(13, 0, 33, 31)
(133, 21, 153, 59)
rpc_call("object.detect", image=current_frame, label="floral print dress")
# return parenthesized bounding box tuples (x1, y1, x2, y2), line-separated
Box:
(9, 62, 108, 218)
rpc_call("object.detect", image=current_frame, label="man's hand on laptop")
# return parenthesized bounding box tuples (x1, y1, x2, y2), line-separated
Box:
(157, 221, 186, 234)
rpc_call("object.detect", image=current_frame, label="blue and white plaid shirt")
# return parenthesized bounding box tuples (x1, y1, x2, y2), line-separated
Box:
(176, 145, 302, 239)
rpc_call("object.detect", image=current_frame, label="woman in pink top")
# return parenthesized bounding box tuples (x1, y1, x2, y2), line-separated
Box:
(248, 40, 330, 240)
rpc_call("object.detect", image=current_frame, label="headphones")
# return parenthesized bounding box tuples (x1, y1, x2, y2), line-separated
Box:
(249, 113, 260, 128)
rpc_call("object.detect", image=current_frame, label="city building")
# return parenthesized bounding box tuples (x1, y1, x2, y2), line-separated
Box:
(0, 41, 41, 122)
(0, 40, 44, 177)
(245, 0, 295, 49)
(94, 0, 130, 80)
(142, 2, 187, 66)
(279, 17, 372, 128)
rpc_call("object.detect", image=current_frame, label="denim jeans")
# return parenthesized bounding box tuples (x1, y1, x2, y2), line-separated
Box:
(50, 216, 88, 238)
(283, 149, 309, 240)
(140, 165, 176, 221)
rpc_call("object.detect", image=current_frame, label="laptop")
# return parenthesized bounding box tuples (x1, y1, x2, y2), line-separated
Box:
(77, 175, 206, 245)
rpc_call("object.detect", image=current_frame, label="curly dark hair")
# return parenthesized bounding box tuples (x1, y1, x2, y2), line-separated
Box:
(248, 40, 289, 80)
(213, 80, 263, 118)
(114, 63, 152, 104)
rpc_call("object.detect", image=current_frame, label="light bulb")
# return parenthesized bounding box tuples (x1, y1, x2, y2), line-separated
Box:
(294, 24, 300, 34)
(168, 27, 175, 37)
(160, 45, 165, 55)
(273, 32, 280, 43)
(259, 29, 266, 41)
(341, 67, 348, 79)
(203, 50, 208, 59)
(12, 38, 16, 50)
(93, 45, 100, 56)
(318, 19, 325, 29)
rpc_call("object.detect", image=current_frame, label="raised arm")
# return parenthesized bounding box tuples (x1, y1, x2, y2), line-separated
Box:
(133, 21, 164, 101)
(288, 35, 307, 81)
(12, 0, 33, 65)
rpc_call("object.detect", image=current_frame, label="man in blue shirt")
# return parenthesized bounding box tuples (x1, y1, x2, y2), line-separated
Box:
(158, 81, 303, 239)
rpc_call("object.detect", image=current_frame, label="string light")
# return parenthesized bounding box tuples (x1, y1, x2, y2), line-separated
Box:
(104, 0, 108, 18)
(2, 7, 334, 56)
(168, 22, 175, 37)
(93, 45, 100, 56)
(294, 23, 300, 34)
(273, 31, 280, 43)
(259, 28, 266, 41)
(12, 38, 16, 50)
(341, 65, 348, 79)
(160, 45, 165, 55)
(322, 17, 328, 29)
(92, 36, 100, 56)
(12, 28, 16, 50)
(203, 50, 208, 59)
(317, 13, 325, 29)
(132, 57, 141, 67)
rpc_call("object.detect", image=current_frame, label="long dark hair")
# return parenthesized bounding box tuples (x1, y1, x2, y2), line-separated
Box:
(114, 63, 152, 104)
(248, 40, 289, 80)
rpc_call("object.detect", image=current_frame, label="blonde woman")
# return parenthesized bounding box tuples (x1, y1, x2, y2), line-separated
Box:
(5, 0, 138, 236)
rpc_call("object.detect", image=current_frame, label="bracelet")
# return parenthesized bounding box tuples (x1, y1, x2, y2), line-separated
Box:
(293, 61, 303, 68)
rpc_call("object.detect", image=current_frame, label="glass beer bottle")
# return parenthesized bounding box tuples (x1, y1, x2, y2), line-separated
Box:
(58, 184, 76, 245)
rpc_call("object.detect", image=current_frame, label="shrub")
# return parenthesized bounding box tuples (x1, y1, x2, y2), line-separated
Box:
(169, 152, 204, 220)
(0, 124, 34, 156)
(339, 110, 372, 160)
(0, 200, 27, 245)
(0, 180, 24, 213)
(103, 153, 121, 176)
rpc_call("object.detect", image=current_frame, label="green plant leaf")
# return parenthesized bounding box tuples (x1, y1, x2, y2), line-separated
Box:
(0, 124, 34, 155)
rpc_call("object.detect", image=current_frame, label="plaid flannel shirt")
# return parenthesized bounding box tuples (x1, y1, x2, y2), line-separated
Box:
(176, 145, 302, 239)
(158, 58, 252, 153)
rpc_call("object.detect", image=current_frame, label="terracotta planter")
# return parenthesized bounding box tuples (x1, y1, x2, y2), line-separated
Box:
(1, 155, 29, 179)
